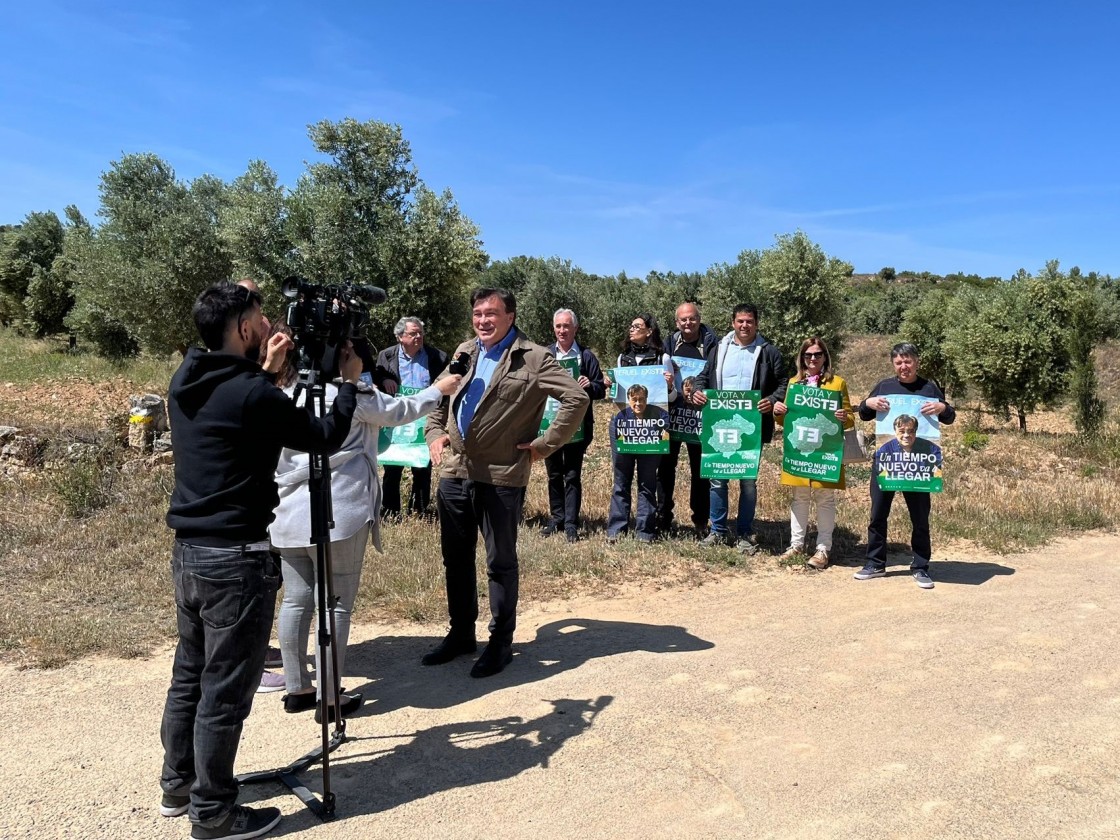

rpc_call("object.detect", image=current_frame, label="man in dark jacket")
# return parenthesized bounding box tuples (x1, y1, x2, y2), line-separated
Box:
(374, 316, 450, 517)
(160, 282, 361, 840)
(657, 302, 718, 536)
(543, 308, 606, 541)
(693, 303, 786, 553)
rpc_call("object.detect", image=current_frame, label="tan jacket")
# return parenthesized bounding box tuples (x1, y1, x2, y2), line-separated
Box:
(425, 329, 589, 487)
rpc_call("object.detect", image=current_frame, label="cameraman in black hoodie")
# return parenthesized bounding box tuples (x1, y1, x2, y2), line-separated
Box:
(159, 282, 361, 840)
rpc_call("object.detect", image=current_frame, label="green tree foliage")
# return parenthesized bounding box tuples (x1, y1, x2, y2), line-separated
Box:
(752, 231, 852, 361)
(700, 249, 762, 329)
(0, 210, 65, 332)
(475, 256, 594, 347)
(942, 262, 1080, 431)
(218, 160, 291, 304)
(644, 270, 704, 330)
(582, 272, 651, 360)
(68, 153, 232, 355)
(286, 119, 486, 351)
(1067, 291, 1106, 437)
(897, 287, 967, 397)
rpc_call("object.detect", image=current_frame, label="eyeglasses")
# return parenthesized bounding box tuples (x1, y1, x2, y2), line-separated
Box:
(629, 323, 648, 331)
(803, 351, 825, 359)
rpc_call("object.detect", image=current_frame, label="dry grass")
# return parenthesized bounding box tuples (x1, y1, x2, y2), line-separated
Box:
(3, 332, 1120, 667)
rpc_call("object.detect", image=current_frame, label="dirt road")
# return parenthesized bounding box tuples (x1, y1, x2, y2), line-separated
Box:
(3, 535, 1119, 839)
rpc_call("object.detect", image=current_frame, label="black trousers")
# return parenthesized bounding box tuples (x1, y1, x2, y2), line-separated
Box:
(437, 477, 522, 645)
(382, 465, 433, 516)
(866, 480, 931, 570)
(656, 439, 709, 531)
(544, 442, 588, 533)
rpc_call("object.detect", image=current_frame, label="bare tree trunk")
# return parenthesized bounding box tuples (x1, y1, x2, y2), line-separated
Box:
(1017, 406, 1027, 431)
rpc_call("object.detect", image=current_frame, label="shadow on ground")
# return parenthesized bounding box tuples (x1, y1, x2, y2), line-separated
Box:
(345, 618, 713, 716)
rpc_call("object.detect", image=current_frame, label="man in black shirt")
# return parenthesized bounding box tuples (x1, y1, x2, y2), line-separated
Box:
(159, 282, 361, 840)
(657, 302, 718, 536)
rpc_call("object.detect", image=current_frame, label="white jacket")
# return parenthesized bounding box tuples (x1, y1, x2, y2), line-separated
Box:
(270, 381, 442, 552)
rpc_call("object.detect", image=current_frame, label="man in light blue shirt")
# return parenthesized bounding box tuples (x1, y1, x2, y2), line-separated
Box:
(692, 304, 787, 552)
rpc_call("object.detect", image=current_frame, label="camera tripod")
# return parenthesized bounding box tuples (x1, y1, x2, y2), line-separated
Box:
(238, 366, 350, 819)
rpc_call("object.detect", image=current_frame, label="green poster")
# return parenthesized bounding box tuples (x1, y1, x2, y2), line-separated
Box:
(669, 356, 706, 443)
(781, 383, 844, 483)
(700, 390, 762, 479)
(539, 357, 584, 443)
(874, 395, 943, 492)
(380, 386, 431, 468)
(613, 406, 671, 454)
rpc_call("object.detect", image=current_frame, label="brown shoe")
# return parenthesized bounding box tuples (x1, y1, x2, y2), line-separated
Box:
(778, 547, 802, 562)
(807, 549, 830, 569)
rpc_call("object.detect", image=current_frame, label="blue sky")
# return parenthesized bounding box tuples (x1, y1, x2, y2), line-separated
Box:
(2, 1, 1118, 278)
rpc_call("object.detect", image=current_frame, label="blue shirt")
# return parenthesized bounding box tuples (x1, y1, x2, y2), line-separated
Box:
(722, 336, 763, 390)
(398, 346, 430, 389)
(457, 328, 518, 438)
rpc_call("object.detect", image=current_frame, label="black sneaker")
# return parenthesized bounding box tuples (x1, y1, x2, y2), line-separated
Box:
(160, 791, 189, 817)
(191, 805, 280, 840)
(853, 564, 886, 580)
(470, 643, 513, 678)
(421, 632, 478, 666)
(263, 646, 282, 669)
(314, 691, 363, 724)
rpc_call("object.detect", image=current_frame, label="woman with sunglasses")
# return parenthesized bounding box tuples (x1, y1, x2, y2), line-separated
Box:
(602, 314, 677, 542)
(772, 336, 853, 569)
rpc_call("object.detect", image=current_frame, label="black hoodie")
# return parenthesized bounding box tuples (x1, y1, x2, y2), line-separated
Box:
(166, 347, 357, 546)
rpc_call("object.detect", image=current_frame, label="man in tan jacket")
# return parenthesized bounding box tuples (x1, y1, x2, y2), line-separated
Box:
(423, 287, 588, 677)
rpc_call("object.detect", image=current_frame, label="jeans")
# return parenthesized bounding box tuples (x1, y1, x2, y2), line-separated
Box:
(277, 522, 369, 700)
(545, 442, 588, 533)
(656, 439, 709, 531)
(382, 465, 433, 516)
(867, 481, 931, 570)
(789, 486, 837, 551)
(708, 478, 758, 537)
(437, 478, 522, 645)
(608, 451, 660, 539)
(160, 542, 279, 826)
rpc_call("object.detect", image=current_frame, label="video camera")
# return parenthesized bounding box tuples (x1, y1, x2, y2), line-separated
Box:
(281, 277, 386, 378)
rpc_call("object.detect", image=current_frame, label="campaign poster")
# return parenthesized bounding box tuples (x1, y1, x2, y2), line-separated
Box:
(609, 365, 670, 409)
(699, 390, 762, 479)
(668, 356, 706, 444)
(873, 394, 943, 492)
(781, 383, 844, 483)
(614, 405, 671, 454)
(539, 357, 584, 443)
(379, 386, 431, 468)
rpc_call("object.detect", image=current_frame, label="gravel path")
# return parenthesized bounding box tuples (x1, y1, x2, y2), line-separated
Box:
(4, 534, 1119, 839)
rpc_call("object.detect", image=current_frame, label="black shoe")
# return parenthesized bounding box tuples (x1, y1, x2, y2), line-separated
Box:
(282, 691, 317, 713)
(540, 522, 559, 536)
(565, 529, 580, 543)
(470, 642, 513, 678)
(314, 692, 363, 724)
(421, 632, 478, 666)
(191, 805, 281, 840)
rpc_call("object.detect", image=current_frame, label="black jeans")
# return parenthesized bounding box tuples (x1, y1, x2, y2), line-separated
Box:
(436, 478, 522, 646)
(160, 542, 279, 825)
(382, 464, 433, 516)
(866, 481, 931, 570)
(544, 442, 588, 533)
(656, 439, 709, 531)
(608, 452, 660, 539)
